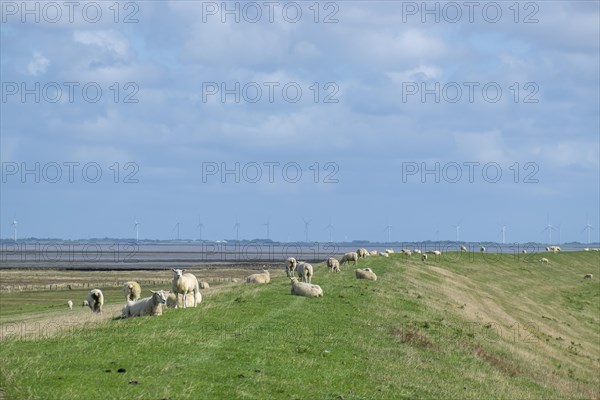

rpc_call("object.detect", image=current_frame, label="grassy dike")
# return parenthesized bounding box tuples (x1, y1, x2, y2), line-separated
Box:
(0, 251, 598, 399)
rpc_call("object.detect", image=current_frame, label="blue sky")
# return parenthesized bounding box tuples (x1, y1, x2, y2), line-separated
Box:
(1, 1, 598, 243)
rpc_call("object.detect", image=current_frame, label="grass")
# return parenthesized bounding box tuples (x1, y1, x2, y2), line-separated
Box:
(0, 251, 599, 399)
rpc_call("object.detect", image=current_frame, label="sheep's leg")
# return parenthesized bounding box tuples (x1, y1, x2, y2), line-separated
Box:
(193, 290, 197, 307)
(182, 292, 187, 308)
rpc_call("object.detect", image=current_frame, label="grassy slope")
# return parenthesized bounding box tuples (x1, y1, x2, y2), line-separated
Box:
(0, 251, 598, 399)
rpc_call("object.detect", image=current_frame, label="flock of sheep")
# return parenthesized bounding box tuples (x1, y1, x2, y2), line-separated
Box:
(69, 246, 595, 316)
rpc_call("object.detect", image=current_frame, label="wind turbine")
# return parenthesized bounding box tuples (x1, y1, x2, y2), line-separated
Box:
(196, 217, 203, 241)
(11, 220, 17, 241)
(384, 220, 392, 243)
(450, 221, 461, 242)
(542, 214, 556, 244)
(233, 217, 240, 241)
(263, 217, 271, 240)
(325, 217, 334, 242)
(498, 222, 507, 244)
(582, 218, 593, 245)
(133, 220, 141, 242)
(302, 218, 311, 242)
(173, 222, 182, 241)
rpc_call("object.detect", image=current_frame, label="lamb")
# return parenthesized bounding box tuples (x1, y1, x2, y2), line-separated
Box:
(421, 254, 428, 261)
(340, 252, 359, 266)
(355, 268, 377, 281)
(167, 291, 202, 308)
(82, 300, 89, 308)
(480, 246, 486, 253)
(370, 250, 379, 256)
(286, 257, 297, 277)
(171, 269, 201, 309)
(122, 290, 170, 318)
(86, 289, 104, 313)
(583, 274, 593, 279)
(296, 262, 314, 283)
(356, 248, 369, 258)
(460, 245, 467, 252)
(539, 258, 549, 264)
(245, 269, 271, 284)
(123, 281, 142, 302)
(290, 277, 323, 298)
(326, 257, 340, 272)
(67, 300, 73, 310)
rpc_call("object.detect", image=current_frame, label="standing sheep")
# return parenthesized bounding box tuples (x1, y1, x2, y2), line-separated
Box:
(422, 254, 428, 262)
(167, 291, 202, 309)
(326, 257, 340, 272)
(123, 281, 142, 302)
(355, 268, 377, 281)
(296, 262, 314, 283)
(286, 257, 297, 278)
(171, 269, 201, 309)
(122, 290, 170, 318)
(67, 300, 73, 310)
(370, 250, 379, 256)
(480, 246, 486, 253)
(583, 274, 593, 279)
(86, 289, 104, 313)
(539, 258, 550, 264)
(245, 269, 271, 284)
(356, 248, 369, 258)
(290, 277, 323, 298)
(385, 249, 394, 254)
(340, 252, 359, 266)
(460, 245, 468, 252)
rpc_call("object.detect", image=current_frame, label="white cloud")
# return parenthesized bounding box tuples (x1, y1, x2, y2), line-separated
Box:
(27, 52, 49, 76)
(73, 30, 131, 60)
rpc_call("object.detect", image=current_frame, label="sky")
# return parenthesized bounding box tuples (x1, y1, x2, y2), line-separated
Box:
(1, 1, 599, 244)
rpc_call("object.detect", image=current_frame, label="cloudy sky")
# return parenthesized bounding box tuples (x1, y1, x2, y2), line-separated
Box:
(1, 1, 598, 243)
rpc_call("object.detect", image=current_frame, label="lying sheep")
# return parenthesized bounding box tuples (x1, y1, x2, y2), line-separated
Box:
(86, 289, 104, 313)
(200, 281, 210, 289)
(355, 268, 377, 281)
(385, 249, 394, 254)
(583, 274, 593, 279)
(326, 257, 340, 272)
(122, 290, 169, 318)
(370, 250, 379, 256)
(401, 249, 412, 256)
(522, 250, 528, 254)
(296, 262, 314, 283)
(167, 291, 202, 308)
(82, 300, 89, 308)
(421, 254, 428, 261)
(460, 245, 467, 252)
(290, 277, 323, 298)
(380, 252, 389, 257)
(67, 300, 73, 310)
(584, 248, 590, 251)
(286, 257, 297, 278)
(539, 258, 549, 264)
(245, 269, 271, 284)
(171, 269, 201, 309)
(413, 249, 422, 254)
(357, 248, 369, 258)
(123, 281, 142, 302)
(340, 252, 359, 266)
(426, 250, 441, 256)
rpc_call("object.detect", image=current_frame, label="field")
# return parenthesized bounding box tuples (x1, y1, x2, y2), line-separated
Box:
(0, 251, 599, 399)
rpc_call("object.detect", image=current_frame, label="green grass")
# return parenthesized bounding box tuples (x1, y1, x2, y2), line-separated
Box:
(1, 251, 599, 399)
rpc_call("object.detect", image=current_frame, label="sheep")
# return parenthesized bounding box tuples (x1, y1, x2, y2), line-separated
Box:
(460, 245, 467, 252)
(86, 289, 104, 313)
(369, 250, 379, 256)
(583, 274, 593, 279)
(245, 269, 270, 284)
(290, 277, 323, 298)
(123, 281, 142, 302)
(380, 252, 389, 257)
(421, 254, 428, 261)
(296, 262, 314, 283)
(171, 269, 200, 309)
(413, 249, 422, 254)
(200, 281, 210, 289)
(583, 248, 590, 251)
(122, 290, 170, 318)
(82, 300, 89, 308)
(553, 246, 561, 253)
(67, 300, 73, 310)
(286, 257, 297, 278)
(326, 257, 340, 272)
(426, 250, 441, 255)
(539, 258, 549, 264)
(340, 252, 359, 266)
(355, 268, 377, 281)
(385, 249, 394, 254)
(356, 248, 369, 258)
(167, 291, 202, 309)
(401, 249, 412, 256)
(480, 246, 486, 253)
(522, 250, 528, 254)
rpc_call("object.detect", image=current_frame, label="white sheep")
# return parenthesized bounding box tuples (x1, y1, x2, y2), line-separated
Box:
(290, 277, 323, 298)
(123, 281, 141, 302)
(340, 252, 359, 266)
(583, 274, 593, 279)
(355, 268, 377, 281)
(200, 281, 210, 289)
(385, 249, 394, 254)
(460, 245, 467, 252)
(539, 258, 549, 264)
(326, 257, 340, 272)
(522, 250, 528, 254)
(369, 250, 379, 256)
(245, 269, 271, 284)
(380, 252, 389, 257)
(82, 300, 89, 308)
(296, 262, 314, 283)
(421, 254, 428, 261)
(426, 250, 441, 255)
(357, 248, 369, 258)
(286, 257, 297, 277)
(413, 249, 422, 254)
(86, 289, 104, 313)
(480, 246, 486, 253)
(122, 290, 170, 318)
(167, 291, 202, 308)
(171, 269, 201, 309)
(583, 248, 590, 251)
(401, 249, 412, 256)
(67, 300, 73, 310)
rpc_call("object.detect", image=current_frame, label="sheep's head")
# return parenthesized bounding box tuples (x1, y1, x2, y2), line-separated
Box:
(172, 268, 184, 278)
(151, 290, 169, 304)
(290, 277, 299, 284)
